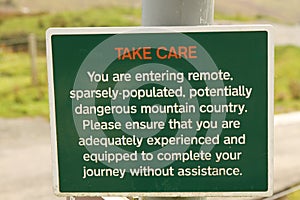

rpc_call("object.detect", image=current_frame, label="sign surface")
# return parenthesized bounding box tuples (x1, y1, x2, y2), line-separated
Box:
(46, 25, 273, 197)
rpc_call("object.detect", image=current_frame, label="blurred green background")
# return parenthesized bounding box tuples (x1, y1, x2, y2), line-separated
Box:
(0, 0, 299, 118)
(1, 1, 300, 118)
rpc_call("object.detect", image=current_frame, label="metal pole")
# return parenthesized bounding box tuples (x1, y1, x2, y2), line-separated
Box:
(142, 0, 214, 200)
(68, 1, 214, 200)
(28, 33, 38, 86)
(142, 0, 214, 26)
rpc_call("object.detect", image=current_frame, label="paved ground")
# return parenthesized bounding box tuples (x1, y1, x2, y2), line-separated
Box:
(0, 118, 61, 200)
(0, 112, 300, 200)
(273, 113, 300, 192)
(273, 24, 300, 47)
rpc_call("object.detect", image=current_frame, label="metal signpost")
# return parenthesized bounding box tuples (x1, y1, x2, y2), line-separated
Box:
(46, 1, 273, 199)
(142, 0, 214, 26)
(143, 3, 213, 200)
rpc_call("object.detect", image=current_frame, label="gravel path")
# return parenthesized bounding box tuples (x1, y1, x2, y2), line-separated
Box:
(273, 24, 300, 47)
(0, 117, 62, 200)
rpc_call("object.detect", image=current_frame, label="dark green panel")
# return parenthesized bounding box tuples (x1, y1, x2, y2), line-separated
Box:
(48, 27, 272, 195)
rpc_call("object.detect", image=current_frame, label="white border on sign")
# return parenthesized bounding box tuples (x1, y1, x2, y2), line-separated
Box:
(46, 25, 274, 197)
(46, 28, 59, 195)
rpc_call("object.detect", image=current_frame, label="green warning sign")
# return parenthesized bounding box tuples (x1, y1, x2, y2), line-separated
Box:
(46, 25, 273, 197)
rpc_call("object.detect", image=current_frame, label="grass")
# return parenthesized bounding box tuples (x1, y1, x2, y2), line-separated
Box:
(0, 6, 141, 40)
(0, 5, 141, 118)
(0, 6, 286, 43)
(288, 190, 300, 199)
(0, 6, 300, 117)
(214, 0, 300, 24)
(0, 52, 49, 117)
(275, 46, 300, 113)
(214, 11, 278, 23)
(278, 189, 300, 200)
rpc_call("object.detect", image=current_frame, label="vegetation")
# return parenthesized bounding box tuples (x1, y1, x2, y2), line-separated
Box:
(278, 189, 300, 200)
(214, 12, 278, 23)
(0, 52, 48, 117)
(0, 6, 141, 40)
(0, 6, 141, 118)
(288, 190, 300, 199)
(275, 46, 300, 113)
(0, 6, 300, 117)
